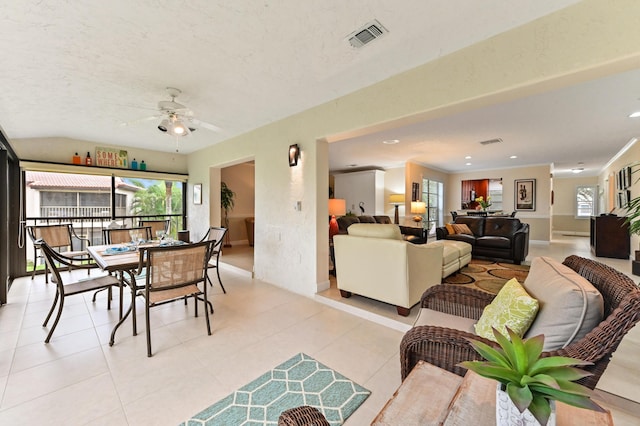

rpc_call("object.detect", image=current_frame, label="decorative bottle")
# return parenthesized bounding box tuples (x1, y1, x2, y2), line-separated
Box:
(85, 152, 92, 165)
(140, 160, 146, 171)
(131, 158, 138, 169)
(72, 152, 81, 164)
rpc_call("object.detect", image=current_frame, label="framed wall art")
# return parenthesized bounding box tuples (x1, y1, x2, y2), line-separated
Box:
(193, 183, 202, 205)
(515, 178, 536, 211)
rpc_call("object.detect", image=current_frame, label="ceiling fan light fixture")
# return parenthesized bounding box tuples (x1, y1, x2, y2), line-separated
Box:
(157, 118, 170, 132)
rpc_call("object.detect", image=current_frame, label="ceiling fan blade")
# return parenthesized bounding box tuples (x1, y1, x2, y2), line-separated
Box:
(191, 118, 222, 132)
(121, 115, 163, 126)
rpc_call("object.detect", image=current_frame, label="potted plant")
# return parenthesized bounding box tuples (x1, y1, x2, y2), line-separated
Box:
(221, 181, 235, 247)
(475, 195, 492, 211)
(459, 328, 605, 426)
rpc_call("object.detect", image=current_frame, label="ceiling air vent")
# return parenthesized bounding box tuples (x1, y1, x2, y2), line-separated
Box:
(347, 19, 388, 48)
(479, 138, 503, 146)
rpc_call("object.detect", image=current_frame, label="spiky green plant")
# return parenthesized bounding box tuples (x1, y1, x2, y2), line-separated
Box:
(459, 328, 605, 425)
(625, 194, 640, 237)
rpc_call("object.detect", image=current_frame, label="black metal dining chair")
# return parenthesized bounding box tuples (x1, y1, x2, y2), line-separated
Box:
(38, 239, 120, 343)
(198, 227, 228, 293)
(135, 240, 214, 356)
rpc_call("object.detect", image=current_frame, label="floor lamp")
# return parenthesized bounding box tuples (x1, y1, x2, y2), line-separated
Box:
(389, 194, 404, 225)
(328, 199, 346, 240)
(411, 201, 426, 227)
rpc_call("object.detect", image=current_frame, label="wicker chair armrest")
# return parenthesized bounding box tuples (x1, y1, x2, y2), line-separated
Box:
(420, 285, 495, 319)
(400, 325, 496, 380)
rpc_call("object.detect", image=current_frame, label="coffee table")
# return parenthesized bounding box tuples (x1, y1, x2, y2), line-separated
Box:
(372, 361, 613, 425)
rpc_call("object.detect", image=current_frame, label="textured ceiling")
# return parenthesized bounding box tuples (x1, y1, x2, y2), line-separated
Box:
(4, 0, 622, 178)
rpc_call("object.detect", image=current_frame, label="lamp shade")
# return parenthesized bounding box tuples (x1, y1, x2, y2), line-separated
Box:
(411, 201, 426, 214)
(389, 194, 404, 205)
(328, 198, 346, 216)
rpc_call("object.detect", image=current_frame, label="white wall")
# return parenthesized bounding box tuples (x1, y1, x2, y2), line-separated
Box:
(187, 1, 640, 294)
(552, 176, 598, 235)
(11, 2, 640, 294)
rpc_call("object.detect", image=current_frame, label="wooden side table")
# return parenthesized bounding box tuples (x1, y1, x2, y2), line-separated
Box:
(372, 361, 613, 425)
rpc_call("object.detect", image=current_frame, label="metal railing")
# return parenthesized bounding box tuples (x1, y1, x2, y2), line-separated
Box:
(39, 206, 127, 218)
(24, 213, 185, 273)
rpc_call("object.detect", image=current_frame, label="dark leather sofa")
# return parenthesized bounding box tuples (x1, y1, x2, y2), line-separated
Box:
(435, 216, 529, 264)
(337, 215, 427, 244)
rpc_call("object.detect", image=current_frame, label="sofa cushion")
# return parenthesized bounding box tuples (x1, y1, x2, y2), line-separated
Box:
(523, 256, 604, 351)
(357, 215, 376, 223)
(451, 223, 473, 235)
(347, 223, 403, 240)
(476, 236, 511, 249)
(446, 233, 476, 245)
(337, 216, 360, 232)
(484, 217, 522, 238)
(374, 215, 392, 224)
(474, 278, 539, 341)
(414, 308, 477, 334)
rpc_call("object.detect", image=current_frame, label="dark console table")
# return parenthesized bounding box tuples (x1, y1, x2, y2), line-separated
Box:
(590, 215, 629, 259)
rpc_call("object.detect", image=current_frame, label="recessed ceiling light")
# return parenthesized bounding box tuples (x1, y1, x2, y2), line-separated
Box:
(382, 139, 399, 144)
(572, 168, 584, 174)
(465, 162, 472, 166)
(629, 111, 640, 118)
(510, 155, 517, 159)
(465, 155, 472, 159)
(348, 164, 358, 167)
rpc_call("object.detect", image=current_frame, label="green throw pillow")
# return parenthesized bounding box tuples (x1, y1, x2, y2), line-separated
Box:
(474, 278, 539, 341)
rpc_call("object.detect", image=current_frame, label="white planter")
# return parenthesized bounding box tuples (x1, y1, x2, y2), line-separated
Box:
(496, 385, 556, 426)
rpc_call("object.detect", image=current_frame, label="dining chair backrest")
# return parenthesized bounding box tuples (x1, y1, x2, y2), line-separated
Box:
(103, 227, 152, 244)
(139, 220, 170, 238)
(28, 224, 75, 249)
(141, 241, 212, 294)
(200, 227, 226, 251)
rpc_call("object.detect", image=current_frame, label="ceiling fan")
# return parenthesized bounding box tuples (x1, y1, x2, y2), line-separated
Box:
(125, 87, 221, 137)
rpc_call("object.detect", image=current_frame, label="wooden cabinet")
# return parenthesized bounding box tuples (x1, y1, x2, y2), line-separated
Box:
(334, 170, 385, 216)
(590, 215, 629, 259)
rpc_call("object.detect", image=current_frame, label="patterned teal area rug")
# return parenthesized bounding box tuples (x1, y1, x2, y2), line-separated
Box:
(181, 353, 370, 425)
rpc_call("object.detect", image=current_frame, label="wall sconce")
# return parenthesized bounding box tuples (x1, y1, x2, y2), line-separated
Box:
(388, 194, 405, 224)
(289, 144, 300, 167)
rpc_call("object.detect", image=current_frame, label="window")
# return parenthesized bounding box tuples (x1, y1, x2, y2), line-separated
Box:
(421, 179, 444, 235)
(576, 185, 596, 217)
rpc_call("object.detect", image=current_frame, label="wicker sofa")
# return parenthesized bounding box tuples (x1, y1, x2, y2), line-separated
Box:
(435, 216, 529, 264)
(399, 255, 640, 389)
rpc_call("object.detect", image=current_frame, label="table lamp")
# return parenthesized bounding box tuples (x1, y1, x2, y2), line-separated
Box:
(328, 198, 346, 240)
(411, 201, 426, 226)
(389, 194, 405, 224)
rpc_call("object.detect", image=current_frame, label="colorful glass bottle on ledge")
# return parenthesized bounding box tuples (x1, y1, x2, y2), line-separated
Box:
(72, 152, 81, 164)
(140, 160, 146, 171)
(131, 158, 138, 169)
(85, 152, 92, 166)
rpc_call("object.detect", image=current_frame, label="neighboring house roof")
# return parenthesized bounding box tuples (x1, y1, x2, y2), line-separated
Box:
(26, 171, 141, 192)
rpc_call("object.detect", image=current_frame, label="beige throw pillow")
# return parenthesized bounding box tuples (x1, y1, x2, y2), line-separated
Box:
(451, 223, 473, 235)
(523, 256, 604, 351)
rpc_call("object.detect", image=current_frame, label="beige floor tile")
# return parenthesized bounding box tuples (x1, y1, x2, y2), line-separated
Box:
(2, 237, 639, 425)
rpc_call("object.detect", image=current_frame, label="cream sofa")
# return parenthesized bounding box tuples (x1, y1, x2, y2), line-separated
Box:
(333, 224, 444, 316)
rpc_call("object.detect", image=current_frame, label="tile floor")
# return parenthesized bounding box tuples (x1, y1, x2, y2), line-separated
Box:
(0, 235, 638, 425)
